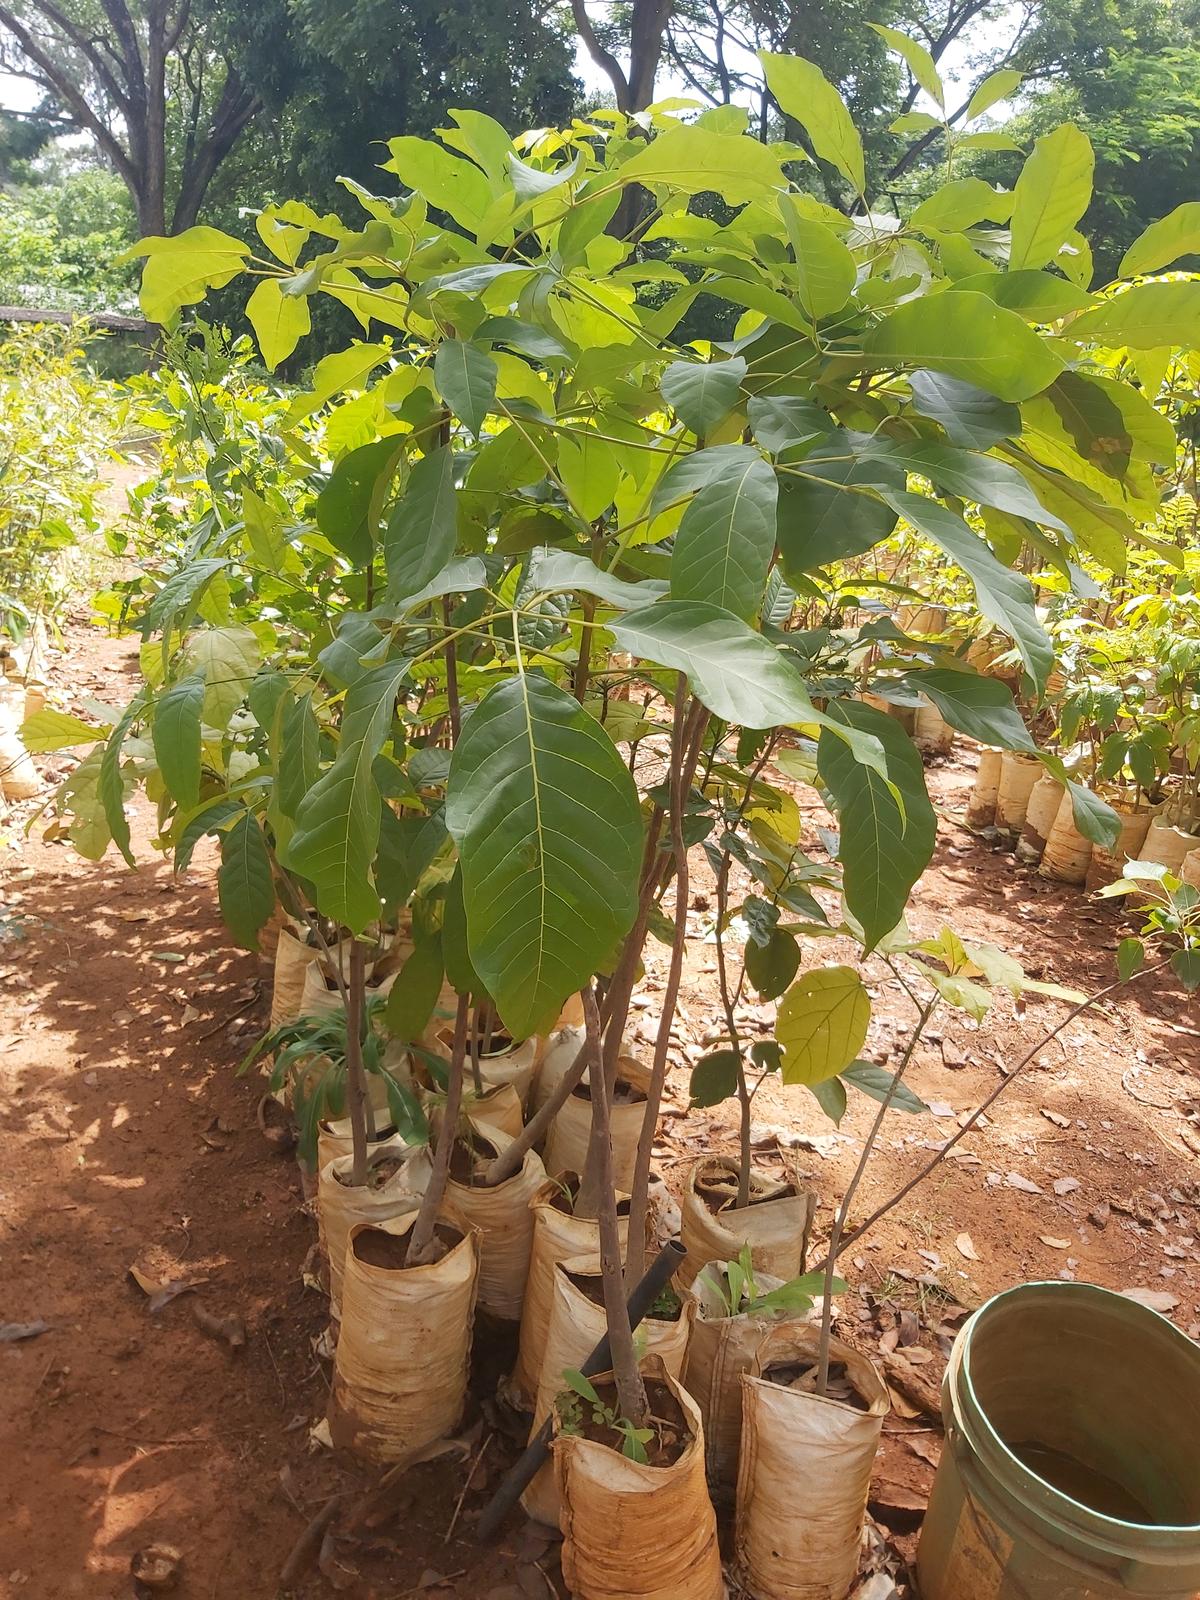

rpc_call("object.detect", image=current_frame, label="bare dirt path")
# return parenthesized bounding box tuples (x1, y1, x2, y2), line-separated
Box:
(1, 614, 1197, 1599)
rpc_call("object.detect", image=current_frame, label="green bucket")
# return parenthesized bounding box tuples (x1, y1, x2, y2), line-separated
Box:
(917, 1281, 1200, 1599)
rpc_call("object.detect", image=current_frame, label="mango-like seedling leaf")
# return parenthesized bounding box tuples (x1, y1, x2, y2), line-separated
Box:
(841, 1061, 928, 1114)
(217, 809, 276, 952)
(446, 672, 642, 1038)
(689, 1049, 742, 1107)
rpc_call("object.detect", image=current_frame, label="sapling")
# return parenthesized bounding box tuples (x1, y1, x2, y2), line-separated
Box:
(405, 993, 470, 1266)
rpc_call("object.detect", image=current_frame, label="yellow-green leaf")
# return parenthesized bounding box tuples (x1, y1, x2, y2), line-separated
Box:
(760, 53, 865, 194)
(246, 278, 311, 371)
(1009, 124, 1094, 272)
(124, 226, 251, 323)
(1120, 202, 1200, 278)
(775, 966, 872, 1086)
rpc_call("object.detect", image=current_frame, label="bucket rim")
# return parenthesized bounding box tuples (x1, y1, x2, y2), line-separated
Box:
(953, 1279, 1200, 1540)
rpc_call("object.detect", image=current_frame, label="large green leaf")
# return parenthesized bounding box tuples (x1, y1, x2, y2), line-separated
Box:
(616, 126, 786, 203)
(316, 437, 404, 566)
(818, 701, 936, 950)
(661, 356, 746, 437)
(966, 68, 1022, 121)
(385, 447, 457, 600)
(776, 445, 901, 572)
(775, 965, 872, 1085)
(1065, 777, 1121, 851)
(858, 438, 1067, 529)
(276, 692, 322, 821)
(782, 211, 856, 319)
(612, 601, 815, 729)
(445, 672, 643, 1038)
(140, 558, 227, 640)
(1064, 282, 1200, 351)
(868, 24, 943, 108)
(152, 672, 205, 807)
(434, 339, 498, 437)
(19, 707, 109, 752)
(1120, 202, 1200, 277)
(747, 395, 830, 454)
(384, 936, 445, 1042)
(125, 227, 251, 323)
(1009, 124, 1094, 272)
(882, 490, 1053, 689)
(282, 659, 409, 934)
(865, 291, 1063, 401)
(383, 135, 492, 230)
(182, 626, 261, 729)
(906, 668, 1036, 751)
(670, 454, 777, 620)
(98, 694, 146, 868)
(910, 178, 1012, 233)
(908, 371, 1021, 449)
(950, 270, 1094, 321)
(523, 549, 665, 610)
(760, 53, 865, 193)
(217, 809, 276, 951)
(245, 278, 311, 371)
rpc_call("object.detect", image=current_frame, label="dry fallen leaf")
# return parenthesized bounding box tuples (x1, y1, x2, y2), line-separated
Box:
(130, 1543, 182, 1592)
(1039, 1235, 1072, 1250)
(1040, 1108, 1071, 1129)
(955, 1232, 980, 1262)
(1121, 1287, 1179, 1314)
(128, 1263, 204, 1313)
(1053, 1177, 1081, 1196)
(0, 1319, 50, 1342)
(1005, 1171, 1044, 1194)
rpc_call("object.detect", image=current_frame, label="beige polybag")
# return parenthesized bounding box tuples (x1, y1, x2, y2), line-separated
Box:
(966, 749, 1002, 830)
(523, 1252, 693, 1526)
(1039, 789, 1093, 885)
(316, 1117, 410, 1175)
(994, 752, 1041, 833)
(270, 926, 313, 1028)
(1182, 847, 1200, 888)
(317, 1145, 432, 1318)
(680, 1157, 815, 1289)
(683, 1259, 794, 1502)
(913, 699, 953, 754)
(735, 1324, 889, 1600)
(531, 1023, 588, 1117)
(461, 1079, 524, 1139)
(329, 1216, 478, 1464)
(442, 1127, 546, 1319)
(1085, 802, 1154, 891)
(544, 1056, 650, 1191)
(1139, 817, 1200, 876)
(511, 1179, 629, 1409)
(1015, 773, 1064, 864)
(432, 1025, 539, 1110)
(554, 1359, 725, 1600)
(0, 681, 39, 800)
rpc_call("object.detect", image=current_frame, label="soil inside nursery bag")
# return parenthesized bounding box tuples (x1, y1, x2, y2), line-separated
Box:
(554, 1362, 725, 1600)
(735, 1323, 889, 1600)
(510, 1175, 630, 1410)
(522, 1251, 692, 1527)
(543, 1055, 650, 1191)
(318, 1145, 432, 1318)
(329, 1217, 478, 1465)
(683, 1259, 791, 1502)
(680, 1156, 815, 1288)
(442, 1126, 545, 1320)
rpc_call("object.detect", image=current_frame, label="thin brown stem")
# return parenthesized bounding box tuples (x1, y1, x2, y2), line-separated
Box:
(813, 960, 1172, 1275)
(406, 993, 469, 1265)
(584, 986, 647, 1425)
(816, 994, 938, 1395)
(625, 676, 692, 1277)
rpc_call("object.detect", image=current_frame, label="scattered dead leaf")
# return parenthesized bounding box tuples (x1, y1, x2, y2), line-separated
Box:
(0, 1319, 50, 1342)
(1004, 1171, 1043, 1194)
(1040, 1108, 1071, 1129)
(1052, 1177, 1081, 1196)
(955, 1232, 980, 1262)
(128, 1264, 204, 1313)
(1039, 1236, 1072, 1250)
(130, 1543, 182, 1592)
(1120, 1288, 1179, 1314)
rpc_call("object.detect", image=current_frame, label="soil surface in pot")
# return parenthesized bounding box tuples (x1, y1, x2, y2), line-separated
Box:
(333, 1154, 406, 1191)
(763, 1358, 873, 1412)
(570, 1377, 689, 1468)
(449, 1129, 503, 1184)
(570, 1076, 646, 1106)
(566, 1271, 683, 1323)
(353, 1222, 461, 1271)
(696, 1163, 798, 1214)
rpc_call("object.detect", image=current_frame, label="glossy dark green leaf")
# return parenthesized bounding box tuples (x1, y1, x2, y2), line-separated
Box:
(906, 668, 1036, 751)
(385, 936, 445, 1041)
(661, 356, 746, 436)
(777, 444, 901, 572)
(316, 438, 404, 566)
(747, 394, 830, 454)
(908, 371, 1021, 450)
(746, 929, 800, 999)
(818, 700, 936, 951)
(217, 809, 275, 951)
(689, 1049, 741, 1107)
(670, 454, 777, 620)
(434, 339, 497, 437)
(842, 1060, 928, 1114)
(152, 672, 204, 808)
(385, 447, 457, 601)
(445, 672, 643, 1038)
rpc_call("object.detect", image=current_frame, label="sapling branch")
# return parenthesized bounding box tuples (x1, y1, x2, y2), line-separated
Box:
(583, 985, 647, 1427)
(343, 942, 372, 1188)
(812, 959, 1173, 1277)
(406, 992, 469, 1266)
(625, 674, 692, 1277)
(468, 999, 484, 1096)
(815, 993, 939, 1396)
